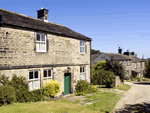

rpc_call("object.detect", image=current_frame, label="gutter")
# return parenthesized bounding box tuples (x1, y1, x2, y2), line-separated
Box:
(0, 14, 3, 26)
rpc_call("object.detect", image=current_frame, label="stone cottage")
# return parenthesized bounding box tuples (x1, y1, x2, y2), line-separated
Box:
(92, 47, 145, 78)
(0, 8, 92, 96)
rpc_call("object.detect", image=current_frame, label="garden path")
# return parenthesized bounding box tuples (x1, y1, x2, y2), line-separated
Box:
(113, 82, 150, 113)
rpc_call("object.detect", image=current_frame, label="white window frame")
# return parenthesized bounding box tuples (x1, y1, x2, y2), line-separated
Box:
(28, 70, 40, 90)
(127, 70, 129, 76)
(80, 66, 85, 80)
(135, 63, 137, 68)
(80, 40, 85, 54)
(43, 69, 53, 79)
(36, 33, 46, 52)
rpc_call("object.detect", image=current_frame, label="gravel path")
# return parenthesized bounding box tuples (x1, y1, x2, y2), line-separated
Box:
(113, 82, 150, 113)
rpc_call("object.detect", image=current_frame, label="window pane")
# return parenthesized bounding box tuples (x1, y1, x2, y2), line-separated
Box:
(80, 47, 82, 52)
(44, 70, 47, 78)
(28, 81, 33, 90)
(41, 35, 45, 41)
(37, 34, 40, 41)
(80, 67, 82, 73)
(34, 80, 40, 89)
(35, 71, 38, 78)
(29, 72, 33, 79)
(83, 67, 85, 72)
(82, 41, 85, 46)
(36, 43, 40, 51)
(83, 47, 85, 52)
(80, 73, 85, 80)
(40, 43, 46, 51)
(48, 70, 51, 77)
(80, 41, 82, 46)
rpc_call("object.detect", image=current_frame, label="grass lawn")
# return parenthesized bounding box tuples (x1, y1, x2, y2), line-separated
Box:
(0, 92, 120, 113)
(116, 84, 131, 91)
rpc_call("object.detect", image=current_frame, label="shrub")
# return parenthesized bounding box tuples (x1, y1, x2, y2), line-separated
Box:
(145, 78, 149, 81)
(92, 68, 115, 88)
(0, 74, 10, 85)
(10, 74, 31, 102)
(0, 85, 16, 105)
(136, 77, 141, 82)
(103, 71, 115, 88)
(75, 80, 90, 96)
(43, 80, 61, 98)
(29, 89, 45, 102)
(89, 86, 99, 92)
(102, 60, 126, 82)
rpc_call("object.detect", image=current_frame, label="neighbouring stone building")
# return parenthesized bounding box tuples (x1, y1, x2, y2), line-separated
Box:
(92, 47, 145, 78)
(0, 8, 92, 96)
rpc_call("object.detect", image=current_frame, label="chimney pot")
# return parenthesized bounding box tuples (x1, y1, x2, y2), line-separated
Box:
(37, 8, 49, 22)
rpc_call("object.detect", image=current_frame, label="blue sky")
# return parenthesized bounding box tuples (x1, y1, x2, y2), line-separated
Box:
(1, 0, 150, 59)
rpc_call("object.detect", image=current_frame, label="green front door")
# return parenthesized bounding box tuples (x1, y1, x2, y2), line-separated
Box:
(64, 73, 70, 95)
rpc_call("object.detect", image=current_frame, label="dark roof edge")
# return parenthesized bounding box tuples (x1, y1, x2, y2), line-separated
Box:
(0, 14, 3, 26)
(3, 23, 92, 41)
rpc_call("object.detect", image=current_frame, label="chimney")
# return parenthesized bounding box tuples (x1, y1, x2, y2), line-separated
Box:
(37, 7, 49, 22)
(123, 50, 129, 56)
(118, 47, 122, 54)
(131, 52, 135, 56)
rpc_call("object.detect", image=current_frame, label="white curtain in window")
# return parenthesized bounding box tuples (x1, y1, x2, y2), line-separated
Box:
(34, 80, 40, 89)
(80, 73, 85, 80)
(36, 43, 40, 51)
(28, 81, 33, 90)
(40, 43, 46, 51)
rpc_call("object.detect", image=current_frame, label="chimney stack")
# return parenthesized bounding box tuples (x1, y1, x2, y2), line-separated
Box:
(123, 50, 129, 56)
(131, 52, 135, 56)
(37, 7, 49, 22)
(118, 47, 122, 54)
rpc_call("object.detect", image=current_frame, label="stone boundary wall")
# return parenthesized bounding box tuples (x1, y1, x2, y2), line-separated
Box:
(114, 76, 123, 87)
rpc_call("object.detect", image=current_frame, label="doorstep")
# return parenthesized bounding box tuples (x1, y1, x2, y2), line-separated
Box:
(63, 94, 74, 98)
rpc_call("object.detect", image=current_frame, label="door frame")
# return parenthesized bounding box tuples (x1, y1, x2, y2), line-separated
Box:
(64, 73, 71, 95)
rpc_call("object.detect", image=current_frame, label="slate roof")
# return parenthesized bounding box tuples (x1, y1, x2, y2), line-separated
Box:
(0, 8, 92, 41)
(103, 53, 132, 61)
(91, 54, 100, 61)
(127, 55, 144, 63)
(103, 53, 144, 62)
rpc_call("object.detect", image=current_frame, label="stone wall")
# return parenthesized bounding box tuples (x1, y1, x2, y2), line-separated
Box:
(0, 25, 91, 96)
(114, 76, 123, 87)
(0, 65, 90, 96)
(0, 26, 90, 67)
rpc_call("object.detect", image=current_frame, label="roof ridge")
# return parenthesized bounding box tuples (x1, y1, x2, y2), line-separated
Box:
(0, 8, 65, 27)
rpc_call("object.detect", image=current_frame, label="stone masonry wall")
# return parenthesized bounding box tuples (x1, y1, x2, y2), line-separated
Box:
(0, 26, 90, 67)
(0, 65, 90, 96)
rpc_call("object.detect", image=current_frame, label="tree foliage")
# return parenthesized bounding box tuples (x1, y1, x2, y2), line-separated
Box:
(102, 60, 126, 82)
(91, 49, 101, 55)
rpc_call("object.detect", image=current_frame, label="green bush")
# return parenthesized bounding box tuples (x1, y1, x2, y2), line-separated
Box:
(29, 89, 45, 102)
(136, 77, 141, 82)
(75, 80, 90, 96)
(0, 74, 10, 85)
(89, 85, 99, 93)
(43, 80, 61, 98)
(0, 85, 16, 105)
(102, 60, 126, 82)
(92, 69, 115, 88)
(10, 75, 31, 102)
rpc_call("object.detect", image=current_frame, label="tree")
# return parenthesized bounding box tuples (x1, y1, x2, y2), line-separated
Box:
(102, 60, 126, 82)
(91, 49, 101, 55)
